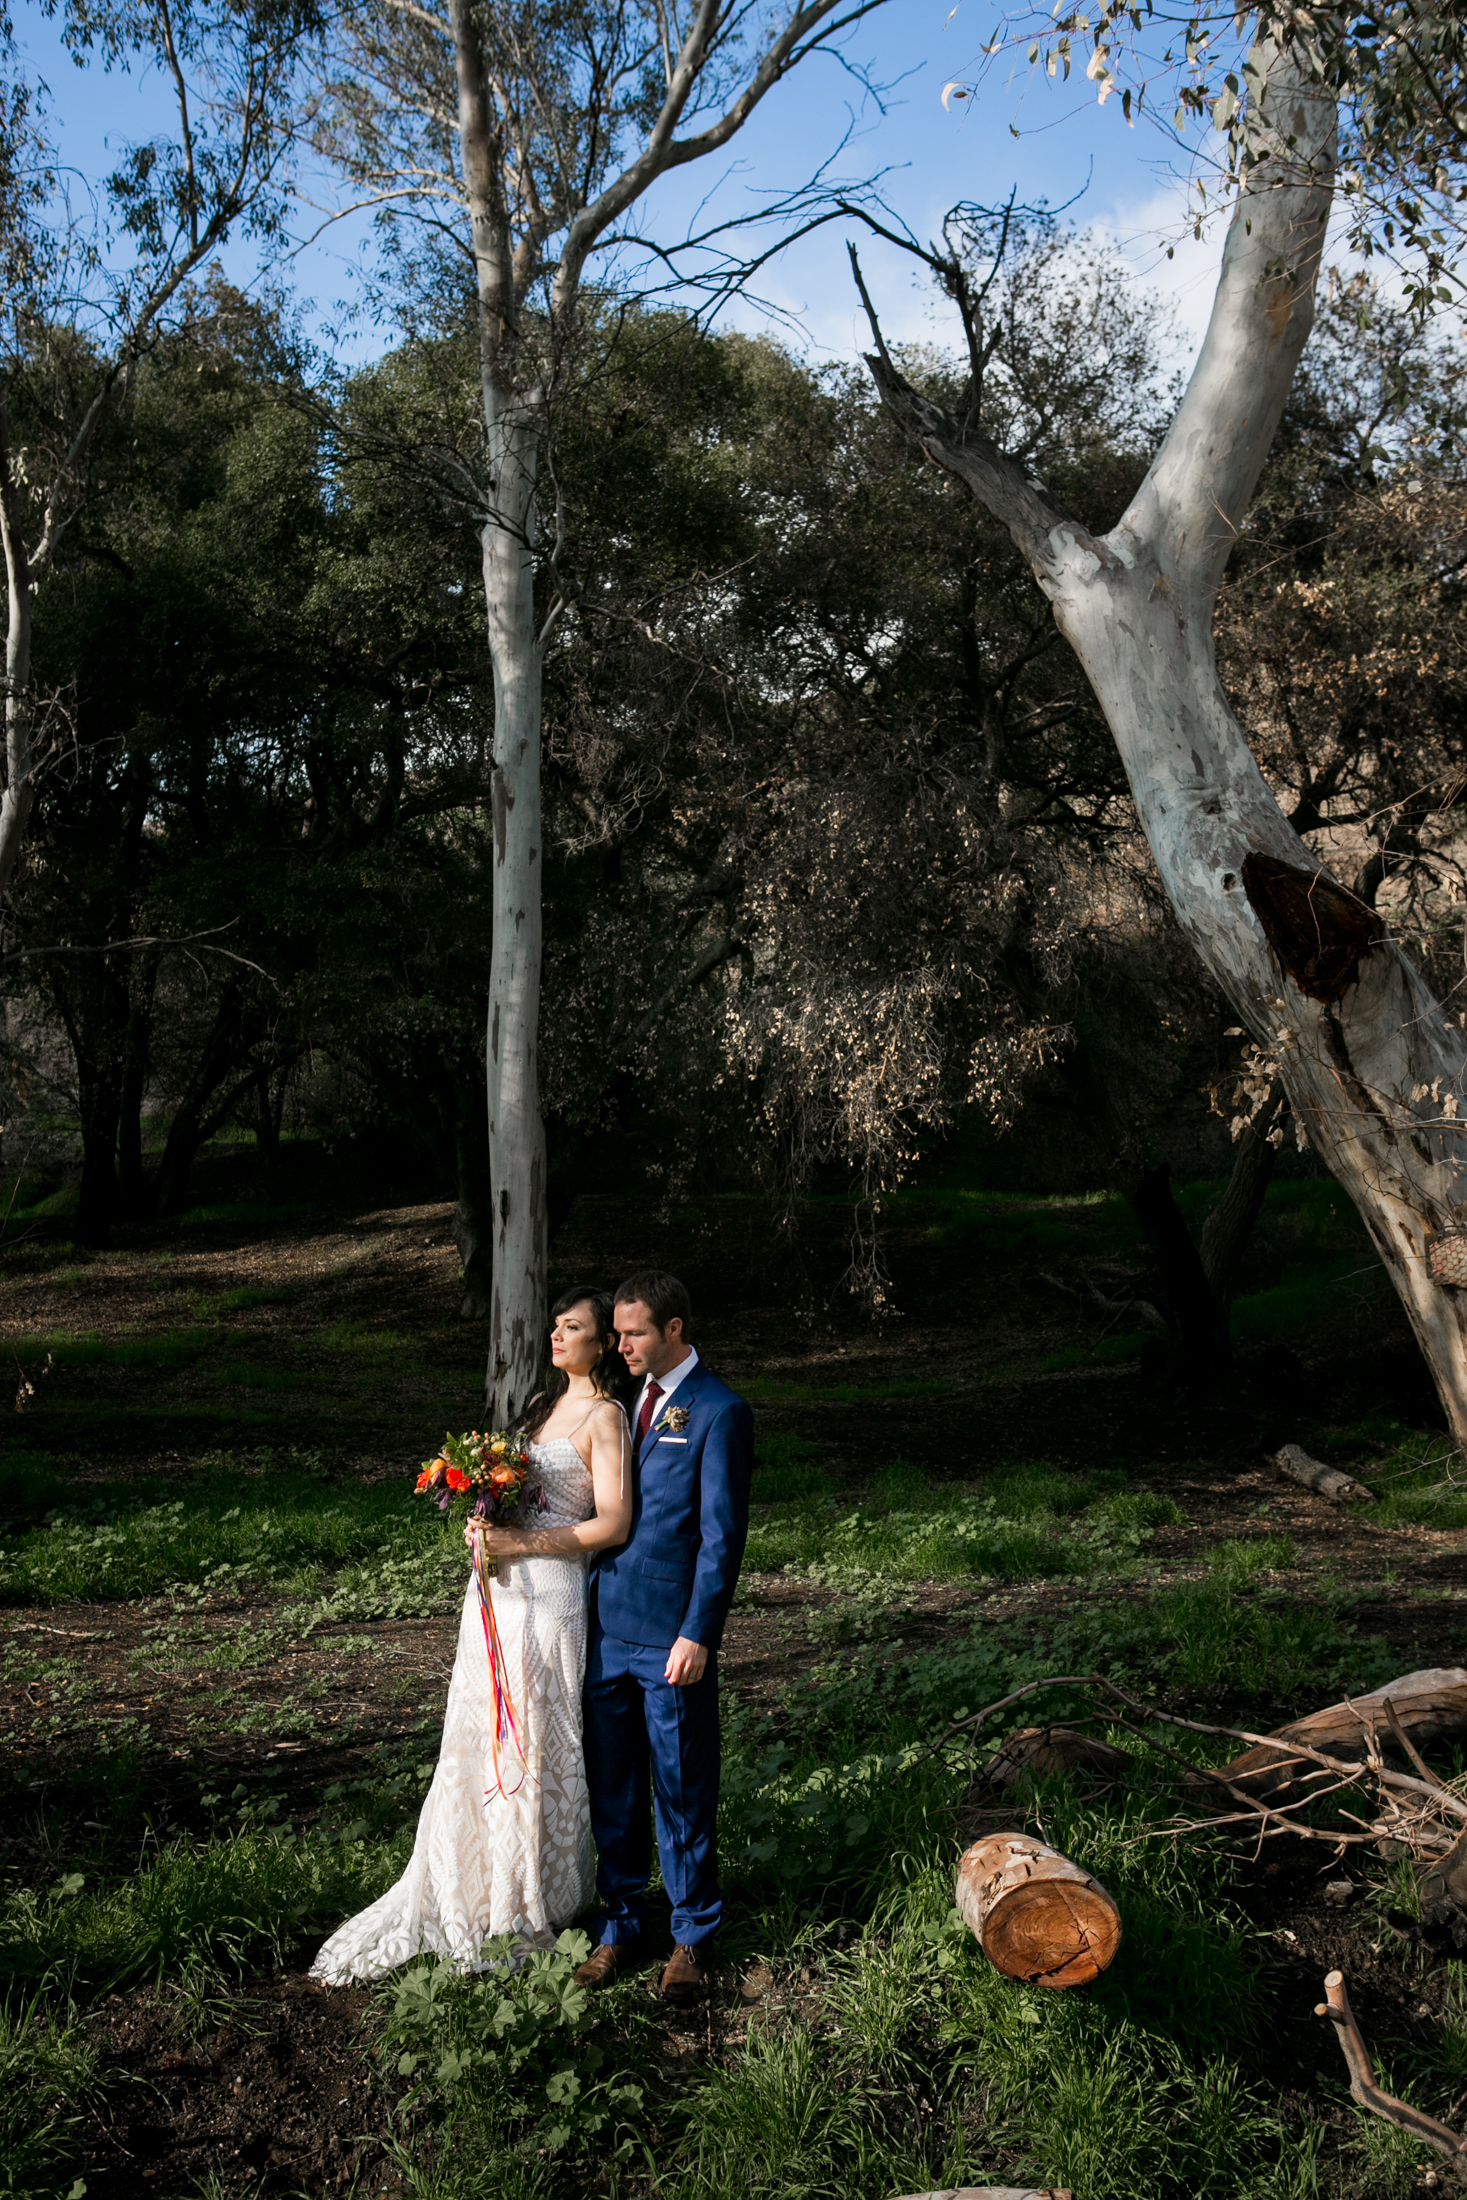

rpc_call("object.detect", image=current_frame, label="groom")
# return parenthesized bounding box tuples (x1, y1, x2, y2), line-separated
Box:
(575, 1269, 753, 2002)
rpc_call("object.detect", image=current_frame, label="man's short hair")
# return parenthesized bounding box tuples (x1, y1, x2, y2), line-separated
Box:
(613, 1269, 692, 1332)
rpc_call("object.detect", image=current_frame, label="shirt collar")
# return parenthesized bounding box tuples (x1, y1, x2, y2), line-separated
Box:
(637, 1346, 699, 1416)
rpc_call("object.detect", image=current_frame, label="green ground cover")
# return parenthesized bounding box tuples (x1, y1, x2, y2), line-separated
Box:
(0, 1452, 461, 1607)
(1, 1435, 1452, 2198)
(884, 1177, 1385, 1375)
(744, 1459, 1185, 1584)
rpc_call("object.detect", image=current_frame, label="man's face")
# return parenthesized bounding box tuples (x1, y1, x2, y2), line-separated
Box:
(615, 1300, 685, 1381)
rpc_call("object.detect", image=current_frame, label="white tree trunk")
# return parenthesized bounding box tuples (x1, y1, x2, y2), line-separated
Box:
(0, 399, 36, 902)
(437, 0, 888, 1406)
(483, 406, 547, 1423)
(867, 45, 1467, 1450)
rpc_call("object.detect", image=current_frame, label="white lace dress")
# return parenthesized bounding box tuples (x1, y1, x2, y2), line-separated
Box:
(310, 1436, 598, 1980)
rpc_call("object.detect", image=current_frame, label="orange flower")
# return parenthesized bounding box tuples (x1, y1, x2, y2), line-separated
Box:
(415, 1460, 447, 1491)
(445, 1465, 471, 1492)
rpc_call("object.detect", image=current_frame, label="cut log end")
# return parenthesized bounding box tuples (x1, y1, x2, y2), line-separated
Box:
(956, 1833, 1122, 1989)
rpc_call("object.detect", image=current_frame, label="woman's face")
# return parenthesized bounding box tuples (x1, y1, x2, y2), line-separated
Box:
(550, 1300, 604, 1380)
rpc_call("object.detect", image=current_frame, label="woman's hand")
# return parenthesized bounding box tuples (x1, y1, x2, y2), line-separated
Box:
(464, 1518, 526, 1558)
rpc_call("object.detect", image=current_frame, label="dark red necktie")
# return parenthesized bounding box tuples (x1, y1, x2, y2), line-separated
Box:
(637, 1380, 664, 1443)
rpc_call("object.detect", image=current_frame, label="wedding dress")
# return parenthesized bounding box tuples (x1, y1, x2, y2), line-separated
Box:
(310, 1433, 598, 1981)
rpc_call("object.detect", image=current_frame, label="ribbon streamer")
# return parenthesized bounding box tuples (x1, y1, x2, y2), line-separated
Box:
(472, 1535, 529, 1799)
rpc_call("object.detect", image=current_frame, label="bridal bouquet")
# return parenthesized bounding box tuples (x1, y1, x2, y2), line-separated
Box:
(415, 1429, 540, 1522)
(416, 1429, 542, 1800)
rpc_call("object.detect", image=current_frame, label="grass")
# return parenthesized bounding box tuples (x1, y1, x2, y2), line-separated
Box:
(741, 1373, 949, 1404)
(0, 1992, 106, 2197)
(325, 1320, 417, 1357)
(0, 1451, 460, 1605)
(745, 1462, 1185, 1585)
(0, 1823, 404, 1993)
(0, 1182, 1452, 2200)
(210, 1360, 310, 1390)
(200, 1285, 299, 1313)
(15, 1326, 216, 1370)
(1360, 1429, 1467, 1531)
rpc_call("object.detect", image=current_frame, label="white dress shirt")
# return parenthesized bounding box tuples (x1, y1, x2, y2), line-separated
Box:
(634, 1346, 699, 1432)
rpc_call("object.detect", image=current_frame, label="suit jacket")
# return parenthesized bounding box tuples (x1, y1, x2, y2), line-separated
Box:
(592, 1360, 753, 1652)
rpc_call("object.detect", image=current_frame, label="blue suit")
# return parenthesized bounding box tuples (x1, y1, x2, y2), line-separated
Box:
(583, 1358, 753, 1948)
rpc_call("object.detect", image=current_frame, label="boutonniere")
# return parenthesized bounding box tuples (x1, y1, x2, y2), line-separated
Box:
(658, 1403, 691, 1433)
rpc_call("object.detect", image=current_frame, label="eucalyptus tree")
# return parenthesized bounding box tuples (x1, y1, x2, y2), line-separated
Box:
(321, 0, 892, 1418)
(859, 29, 1467, 1440)
(0, 0, 320, 912)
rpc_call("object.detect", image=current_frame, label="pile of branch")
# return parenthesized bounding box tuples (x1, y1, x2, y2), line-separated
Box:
(937, 1668, 1467, 1868)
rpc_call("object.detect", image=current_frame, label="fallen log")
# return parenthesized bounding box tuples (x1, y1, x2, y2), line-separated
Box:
(985, 1726, 1132, 1791)
(1212, 1667, 1467, 1807)
(955, 1833, 1122, 1988)
(1269, 1443, 1374, 1504)
(1317, 1969, 1467, 2164)
(892, 2188, 1072, 2199)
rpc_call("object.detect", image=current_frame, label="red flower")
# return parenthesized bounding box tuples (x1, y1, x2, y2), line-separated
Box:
(445, 1466, 471, 1492)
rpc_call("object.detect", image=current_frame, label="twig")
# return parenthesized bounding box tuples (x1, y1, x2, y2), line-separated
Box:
(1317, 1969, 1467, 2163)
(939, 1672, 1467, 1859)
(1384, 1695, 1453, 1795)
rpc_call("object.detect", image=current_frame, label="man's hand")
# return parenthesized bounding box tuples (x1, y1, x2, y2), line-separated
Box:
(664, 1636, 707, 1686)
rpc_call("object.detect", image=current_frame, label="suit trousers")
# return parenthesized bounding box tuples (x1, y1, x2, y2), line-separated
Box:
(582, 1607, 722, 1947)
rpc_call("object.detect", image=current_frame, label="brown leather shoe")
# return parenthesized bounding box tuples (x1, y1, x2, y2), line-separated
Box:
(660, 1942, 710, 2002)
(574, 1941, 628, 1990)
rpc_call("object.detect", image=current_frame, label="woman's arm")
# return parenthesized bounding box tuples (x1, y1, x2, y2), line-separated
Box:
(469, 1403, 631, 1560)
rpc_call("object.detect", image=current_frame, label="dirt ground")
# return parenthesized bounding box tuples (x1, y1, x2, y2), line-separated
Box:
(4, 1187, 1466, 2193)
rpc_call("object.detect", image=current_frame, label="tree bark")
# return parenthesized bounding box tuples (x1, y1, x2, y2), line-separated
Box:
(440, 0, 891, 1421)
(1199, 1116, 1278, 1311)
(0, 396, 37, 902)
(866, 43, 1467, 1451)
(955, 1832, 1122, 1987)
(452, 1065, 495, 1323)
(1270, 1442, 1374, 1503)
(1318, 1970, 1467, 2167)
(985, 1725, 1132, 1790)
(481, 410, 548, 1416)
(1215, 1666, 1467, 1805)
(893, 2189, 1072, 2200)
(116, 947, 160, 1220)
(1057, 1034, 1227, 1386)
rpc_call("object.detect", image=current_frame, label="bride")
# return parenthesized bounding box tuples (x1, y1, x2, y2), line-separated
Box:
(311, 1288, 633, 1981)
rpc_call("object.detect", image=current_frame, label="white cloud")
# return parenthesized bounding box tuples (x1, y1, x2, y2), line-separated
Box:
(1094, 174, 1231, 372)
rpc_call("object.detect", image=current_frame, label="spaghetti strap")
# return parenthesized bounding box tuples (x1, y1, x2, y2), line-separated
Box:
(554, 1398, 633, 1497)
(564, 1398, 625, 1439)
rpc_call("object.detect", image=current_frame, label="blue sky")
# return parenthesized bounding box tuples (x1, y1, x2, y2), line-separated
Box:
(13, 0, 1231, 370)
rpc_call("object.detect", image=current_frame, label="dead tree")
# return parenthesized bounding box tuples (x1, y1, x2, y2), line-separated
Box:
(858, 41, 1467, 1451)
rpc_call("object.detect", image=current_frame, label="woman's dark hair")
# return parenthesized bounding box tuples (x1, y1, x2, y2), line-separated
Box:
(517, 1287, 634, 1436)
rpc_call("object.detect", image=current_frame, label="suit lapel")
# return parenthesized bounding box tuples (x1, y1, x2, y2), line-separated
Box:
(636, 1359, 708, 1465)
